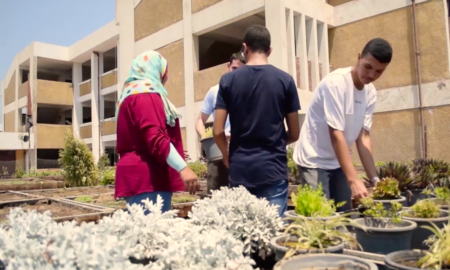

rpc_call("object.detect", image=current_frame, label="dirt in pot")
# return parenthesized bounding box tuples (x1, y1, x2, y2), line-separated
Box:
(0, 200, 95, 221)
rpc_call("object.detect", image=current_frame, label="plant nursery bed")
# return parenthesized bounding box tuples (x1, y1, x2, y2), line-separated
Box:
(69, 193, 126, 210)
(0, 178, 64, 191)
(0, 191, 43, 202)
(172, 192, 207, 218)
(22, 185, 114, 199)
(0, 198, 110, 224)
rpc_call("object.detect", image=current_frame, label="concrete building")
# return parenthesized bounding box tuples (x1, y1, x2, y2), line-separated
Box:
(1, 0, 450, 175)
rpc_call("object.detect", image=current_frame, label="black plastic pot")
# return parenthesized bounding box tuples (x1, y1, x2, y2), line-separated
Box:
(273, 253, 378, 270)
(373, 196, 407, 211)
(402, 190, 433, 207)
(353, 218, 417, 255)
(428, 198, 450, 209)
(284, 210, 340, 224)
(385, 250, 427, 270)
(401, 208, 449, 250)
(269, 235, 345, 261)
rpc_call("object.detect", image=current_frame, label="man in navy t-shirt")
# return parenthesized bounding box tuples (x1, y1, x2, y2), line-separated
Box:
(213, 25, 301, 217)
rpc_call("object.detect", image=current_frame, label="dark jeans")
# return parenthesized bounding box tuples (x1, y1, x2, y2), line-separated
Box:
(206, 160, 229, 194)
(299, 166, 352, 212)
(230, 180, 288, 217)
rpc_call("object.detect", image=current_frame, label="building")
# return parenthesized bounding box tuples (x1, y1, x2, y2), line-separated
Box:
(1, 0, 450, 175)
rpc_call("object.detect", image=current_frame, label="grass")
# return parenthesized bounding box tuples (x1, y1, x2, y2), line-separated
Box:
(172, 195, 197, 204)
(74, 195, 94, 203)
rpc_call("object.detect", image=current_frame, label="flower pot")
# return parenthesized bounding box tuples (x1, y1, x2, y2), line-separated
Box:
(373, 196, 407, 211)
(402, 189, 432, 207)
(273, 253, 378, 270)
(428, 198, 450, 209)
(353, 218, 417, 255)
(401, 208, 449, 250)
(385, 250, 427, 270)
(200, 137, 223, 161)
(270, 235, 345, 261)
(284, 210, 340, 224)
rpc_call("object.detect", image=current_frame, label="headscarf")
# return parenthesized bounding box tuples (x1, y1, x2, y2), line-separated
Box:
(115, 50, 180, 127)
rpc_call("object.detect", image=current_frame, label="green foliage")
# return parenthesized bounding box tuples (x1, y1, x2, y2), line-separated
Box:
(411, 158, 450, 188)
(369, 162, 414, 192)
(407, 199, 441, 219)
(375, 161, 385, 167)
(359, 197, 403, 224)
(202, 127, 213, 139)
(58, 132, 99, 187)
(14, 167, 25, 178)
(74, 195, 94, 203)
(97, 154, 110, 171)
(418, 222, 450, 269)
(287, 146, 299, 179)
(435, 187, 450, 204)
(172, 194, 197, 204)
(282, 214, 363, 258)
(291, 184, 345, 217)
(100, 167, 116, 185)
(371, 177, 401, 200)
(187, 160, 207, 178)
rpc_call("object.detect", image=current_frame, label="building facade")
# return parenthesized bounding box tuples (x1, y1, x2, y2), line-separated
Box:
(1, 0, 450, 174)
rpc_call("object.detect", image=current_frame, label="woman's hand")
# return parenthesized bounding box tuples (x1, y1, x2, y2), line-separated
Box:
(180, 167, 199, 195)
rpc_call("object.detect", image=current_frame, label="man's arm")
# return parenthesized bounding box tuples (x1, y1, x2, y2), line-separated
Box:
(356, 129, 378, 180)
(329, 127, 369, 199)
(195, 112, 210, 138)
(196, 89, 214, 137)
(285, 79, 301, 144)
(213, 109, 229, 167)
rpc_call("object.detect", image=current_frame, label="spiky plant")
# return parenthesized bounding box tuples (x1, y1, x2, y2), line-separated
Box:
(371, 177, 401, 200)
(411, 158, 450, 188)
(364, 162, 415, 191)
(418, 222, 450, 269)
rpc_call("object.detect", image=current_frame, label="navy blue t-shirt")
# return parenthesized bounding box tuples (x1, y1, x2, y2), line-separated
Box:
(215, 65, 301, 187)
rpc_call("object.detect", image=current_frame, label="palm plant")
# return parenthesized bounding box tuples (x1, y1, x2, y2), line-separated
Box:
(364, 162, 415, 191)
(411, 158, 450, 188)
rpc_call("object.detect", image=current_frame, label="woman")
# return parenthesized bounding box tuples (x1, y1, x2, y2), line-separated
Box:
(115, 50, 198, 213)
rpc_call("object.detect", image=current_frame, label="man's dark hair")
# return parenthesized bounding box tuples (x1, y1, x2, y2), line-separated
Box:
(361, 38, 393, 64)
(243, 25, 271, 54)
(229, 52, 246, 64)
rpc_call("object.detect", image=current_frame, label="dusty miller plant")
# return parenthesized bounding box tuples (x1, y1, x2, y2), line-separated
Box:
(189, 186, 283, 257)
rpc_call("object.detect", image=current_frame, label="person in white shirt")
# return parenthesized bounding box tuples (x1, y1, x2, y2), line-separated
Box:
(293, 38, 393, 211)
(195, 52, 246, 193)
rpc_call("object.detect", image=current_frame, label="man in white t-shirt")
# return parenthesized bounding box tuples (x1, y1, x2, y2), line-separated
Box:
(294, 38, 393, 211)
(195, 52, 246, 193)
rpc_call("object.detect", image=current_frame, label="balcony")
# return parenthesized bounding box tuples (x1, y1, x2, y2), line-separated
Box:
(19, 81, 28, 99)
(194, 63, 227, 102)
(80, 123, 92, 139)
(101, 69, 117, 90)
(80, 80, 91, 97)
(101, 118, 116, 136)
(37, 80, 73, 106)
(36, 124, 71, 149)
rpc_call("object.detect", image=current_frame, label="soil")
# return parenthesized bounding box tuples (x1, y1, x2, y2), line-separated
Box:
(0, 200, 95, 221)
(0, 192, 31, 202)
(74, 193, 126, 209)
(24, 186, 113, 198)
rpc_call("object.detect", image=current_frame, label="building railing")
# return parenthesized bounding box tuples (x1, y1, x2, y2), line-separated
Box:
(19, 81, 28, 99)
(194, 63, 227, 102)
(101, 117, 116, 136)
(101, 69, 117, 90)
(80, 79, 91, 97)
(37, 80, 73, 106)
(80, 123, 92, 139)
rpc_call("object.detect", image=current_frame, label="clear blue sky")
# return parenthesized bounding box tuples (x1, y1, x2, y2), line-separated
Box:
(0, 0, 116, 122)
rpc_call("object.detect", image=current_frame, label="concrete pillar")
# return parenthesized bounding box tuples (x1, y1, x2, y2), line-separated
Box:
(317, 21, 330, 79)
(193, 35, 200, 72)
(30, 56, 37, 170)
(1, 80, 4, 132)
(72, 63, 83, 137)
(306, 18, 320, 90)
(91, 52, 103, 162)
(286, 9, 297, 87)
(183, 0, 199, 160)
(265, 0, 288, 72)
(14, 65, 19, 132)
(100, 95, 105, 121)
(99, 52, 105, 75)
(116, 0, 135, 98)
(295, 14, 309, 91)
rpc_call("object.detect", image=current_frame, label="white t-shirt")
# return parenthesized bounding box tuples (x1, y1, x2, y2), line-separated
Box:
(200, 84, 231, 135)
(293, 67, 377, 170)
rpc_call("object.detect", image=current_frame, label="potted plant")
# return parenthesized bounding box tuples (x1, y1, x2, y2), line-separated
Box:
(273, 254, 378, 270)
(354, 197, 417, 254)
(385, 222, 450, 270)
(401, 199, 449, 250)
(371, 177, 407, 210)
(270, 214, 362, 261)
(284, 184, 344, 222)
(200, 127, 223, 161)
(411, 158, 450, 189)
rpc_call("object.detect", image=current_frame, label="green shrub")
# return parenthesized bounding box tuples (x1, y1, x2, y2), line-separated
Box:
(188, 160, 207, 178)
(58, 132, 99, 187)
(14, 168, 25, 178)
(101, 167, 116, 185)
(97, 154, 110, 171)
(291, 184, 345, 217)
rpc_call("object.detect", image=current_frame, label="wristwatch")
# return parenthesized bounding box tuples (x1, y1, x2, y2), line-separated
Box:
(371, 177, 380, 184)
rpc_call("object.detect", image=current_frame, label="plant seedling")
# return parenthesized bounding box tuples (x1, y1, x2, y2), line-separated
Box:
(291, 184, 345, 217)
(371, 177, 401, 200)
(359, 197, 403, 226)
(406, 199, 441, 219)
(74, 195, 94, 203)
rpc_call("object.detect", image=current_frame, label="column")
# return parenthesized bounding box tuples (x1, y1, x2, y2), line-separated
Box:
(295, 14, 309, 90)
(14, 65, 19, 132)
(317, 21, 330, 79)
(306, 18, 320, 90)
(286, 9, 297, 86)
(72, 63, 83, 137)
(99, 52, 105, 75)
(116, 0, 135, 98)
(30, 56, 37, 170)
(91, 52, 103, 162)
(183, 0, 199, 161)
(1, 81, 4, 132)
(265, 0, 288, 72)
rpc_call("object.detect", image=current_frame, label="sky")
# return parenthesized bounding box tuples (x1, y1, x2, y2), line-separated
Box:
(0, 0, 116, 123)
